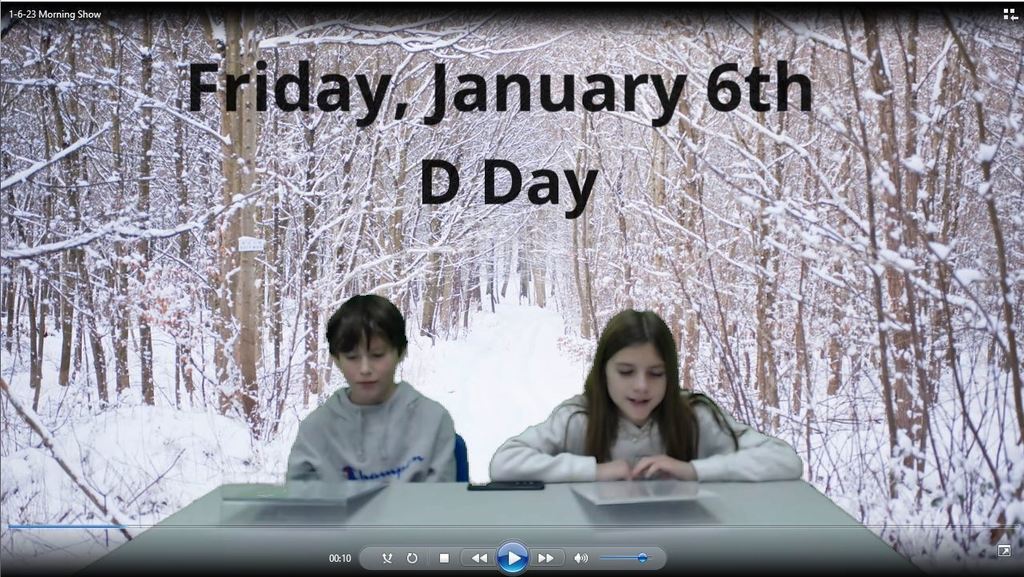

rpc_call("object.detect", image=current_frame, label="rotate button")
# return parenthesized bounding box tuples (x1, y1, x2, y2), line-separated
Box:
(497, 541, 529, 575)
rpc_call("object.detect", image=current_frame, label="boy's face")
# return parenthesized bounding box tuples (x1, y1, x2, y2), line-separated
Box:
(605, 342, 667, 427)
(334, 335, 402, 405)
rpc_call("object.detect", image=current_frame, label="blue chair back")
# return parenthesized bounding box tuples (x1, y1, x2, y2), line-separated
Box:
(454, 433, 469, 482)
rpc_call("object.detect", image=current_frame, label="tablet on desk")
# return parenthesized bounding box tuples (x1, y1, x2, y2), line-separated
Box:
(570, 480, 704, 505)
(221, 481, 388, 506)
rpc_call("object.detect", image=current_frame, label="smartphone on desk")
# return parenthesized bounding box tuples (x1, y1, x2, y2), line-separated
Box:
(467, 480, 545, 491)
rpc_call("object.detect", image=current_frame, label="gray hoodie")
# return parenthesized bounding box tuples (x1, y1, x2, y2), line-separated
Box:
(489, 393, 803, 482)
(286, 381, 456, 482)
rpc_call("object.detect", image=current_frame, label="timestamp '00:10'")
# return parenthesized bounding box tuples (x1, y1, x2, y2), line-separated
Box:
(329, 553, 353, 563)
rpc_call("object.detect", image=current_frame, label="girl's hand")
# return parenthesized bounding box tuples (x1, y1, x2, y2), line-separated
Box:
(596, 459, 633, 481)
(631, 455, 698, 481)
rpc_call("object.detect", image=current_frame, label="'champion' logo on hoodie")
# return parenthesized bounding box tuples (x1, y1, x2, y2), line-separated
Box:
(342, 456, 425, 480)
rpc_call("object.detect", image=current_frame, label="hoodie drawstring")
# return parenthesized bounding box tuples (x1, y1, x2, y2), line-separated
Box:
(357, 409, 365, 460)
(382, 400, 392, 462)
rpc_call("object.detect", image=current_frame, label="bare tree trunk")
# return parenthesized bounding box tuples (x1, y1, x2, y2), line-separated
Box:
(500, 242, 511, 299)
(442, 260, 455, 335)
(864, 12, 922, 474)
(673, 96, 699, 390)
(532, 247, 546, 309)
(72, 309, 84, 385)
(26, 271, 45, 411)
(174, 26, 194, 407)
(265, 18, 286, 430)
(571, 218, 591, 339)
(302, 56, 321, 400)
(923, 48, 958, 407)
(41, 31, 74, 389)
(677, 309, 698, 387)
(794, 260, 809, 415)
(518, 240, 529, 304)
(390, 116, 410, 312)
(486, 249, 496, 313)
(614, 201, 633, 311)
(752, 14, 779, 428)
(74, 86, 111, 407)
(203, 12, 235, 413)
(108, 24, 130, 397)
(896, 13, 931, 485)
(844, 14, 899, 497)
(826, 156, 852, 397)
(77, 187, 108, 404)
(827, 259, 846, 396)
(342, 133, 381, 296)
(420, 205, 441, 341)
(795, 39, 818, 413)
(137, 14, 156, 405)
(571, 116, 594, 338)
(649, 109, 677, 350)
(271, 189, 283, 375)
(420, 267, 440, 341)
(796, 258, 814, 481)
(209, 10, 260, 427)
(229, 10, 262, 433)
(2, 180, 18, 349)
(449, 264, 462, 335)
(2, 275, 14, 352)
(468, 251, 482, 318)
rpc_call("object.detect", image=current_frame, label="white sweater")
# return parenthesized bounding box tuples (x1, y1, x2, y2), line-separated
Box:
(489, 394, 803, 482)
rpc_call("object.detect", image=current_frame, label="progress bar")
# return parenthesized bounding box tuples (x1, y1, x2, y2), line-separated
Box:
(8, 524, 128, 530)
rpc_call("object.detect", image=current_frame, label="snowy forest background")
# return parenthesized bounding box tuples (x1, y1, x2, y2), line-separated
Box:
(1, 6, 1022, 574)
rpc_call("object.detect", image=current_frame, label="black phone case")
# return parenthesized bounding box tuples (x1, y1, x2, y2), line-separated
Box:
(467, 480, 545, 491)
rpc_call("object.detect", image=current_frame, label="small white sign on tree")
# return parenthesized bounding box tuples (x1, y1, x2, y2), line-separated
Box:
(238, 236, 264, 253)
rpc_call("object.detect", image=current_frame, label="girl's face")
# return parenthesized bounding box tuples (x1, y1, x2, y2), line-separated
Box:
(605, 342, 667, 427)
(334, 335, 401, 405)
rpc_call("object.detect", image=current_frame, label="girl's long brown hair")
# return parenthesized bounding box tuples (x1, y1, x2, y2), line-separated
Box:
(580, 310, 737, 462)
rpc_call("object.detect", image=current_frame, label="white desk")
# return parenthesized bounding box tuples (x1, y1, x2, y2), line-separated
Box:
(83, 480, 922, 575)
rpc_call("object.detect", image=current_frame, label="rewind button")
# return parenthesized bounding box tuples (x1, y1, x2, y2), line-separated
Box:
(460, 549, 493, 566)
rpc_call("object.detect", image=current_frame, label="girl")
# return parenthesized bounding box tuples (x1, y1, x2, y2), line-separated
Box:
(287, 294, 456, 482)
(489, 310, 802, 482)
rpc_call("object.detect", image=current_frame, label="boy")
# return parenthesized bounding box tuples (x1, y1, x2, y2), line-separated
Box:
(287, 295, 456, 482)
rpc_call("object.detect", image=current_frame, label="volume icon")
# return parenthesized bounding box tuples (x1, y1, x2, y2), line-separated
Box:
(574, 552, 589, 564)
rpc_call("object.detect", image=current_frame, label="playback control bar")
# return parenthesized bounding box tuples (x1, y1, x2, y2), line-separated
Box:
(359, 544, 666, 572)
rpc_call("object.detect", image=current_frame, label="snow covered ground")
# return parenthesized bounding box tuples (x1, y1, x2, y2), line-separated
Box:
(406, 302, 591, 484)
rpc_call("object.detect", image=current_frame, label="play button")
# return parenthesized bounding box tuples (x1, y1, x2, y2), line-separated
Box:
(497, 541, 529, 574)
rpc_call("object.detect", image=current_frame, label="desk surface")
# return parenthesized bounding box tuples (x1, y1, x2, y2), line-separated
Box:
(85, 480, 922, 575)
